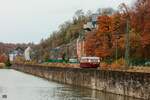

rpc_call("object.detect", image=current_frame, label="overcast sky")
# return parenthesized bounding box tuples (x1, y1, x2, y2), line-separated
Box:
(0, 0, 135, 44)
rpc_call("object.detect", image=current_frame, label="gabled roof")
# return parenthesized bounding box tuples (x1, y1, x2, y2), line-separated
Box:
(9, 47, 25, 54)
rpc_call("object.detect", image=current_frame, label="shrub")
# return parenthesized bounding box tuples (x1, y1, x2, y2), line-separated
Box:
(0, 63, 5, 68)
(100, 62, 109, 69)
(111, 58, 126, 69)
(117, 58, 126, 66)
(5, 60, 12, 68)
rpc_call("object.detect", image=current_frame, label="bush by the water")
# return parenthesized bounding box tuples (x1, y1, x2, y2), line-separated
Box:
(5, 60, 12, 68)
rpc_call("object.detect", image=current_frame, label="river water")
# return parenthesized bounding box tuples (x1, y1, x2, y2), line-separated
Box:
(0, 69, 139, 100)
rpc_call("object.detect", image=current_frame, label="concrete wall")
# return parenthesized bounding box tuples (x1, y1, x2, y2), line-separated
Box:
(12, 64, 150, 100)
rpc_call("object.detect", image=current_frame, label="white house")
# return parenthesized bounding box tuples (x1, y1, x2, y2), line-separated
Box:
(24, 47, 32, 61)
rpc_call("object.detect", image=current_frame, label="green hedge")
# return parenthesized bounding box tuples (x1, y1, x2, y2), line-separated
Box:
(47, 59, 65, 63)
(130, 58, 150, 66)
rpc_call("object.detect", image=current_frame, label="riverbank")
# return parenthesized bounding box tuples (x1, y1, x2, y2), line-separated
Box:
(15, 62, 150, 73)
(12, 64, 150, 100)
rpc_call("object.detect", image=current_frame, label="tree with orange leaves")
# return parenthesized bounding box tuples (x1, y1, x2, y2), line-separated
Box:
(84, 31, 97, 56)
(97, 15, 112, 34)
(92, 15, 113, 59)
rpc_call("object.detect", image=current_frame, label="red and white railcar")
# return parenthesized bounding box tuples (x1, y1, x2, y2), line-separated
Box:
(80, 57, 100, 68)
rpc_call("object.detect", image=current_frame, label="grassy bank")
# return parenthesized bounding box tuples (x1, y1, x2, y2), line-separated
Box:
(13, 62, 150, 73)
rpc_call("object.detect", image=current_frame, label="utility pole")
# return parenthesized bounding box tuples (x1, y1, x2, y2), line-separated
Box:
(115, 33, 119, 64)
(119, 3, 130, 67)
(125, 19, 130, 67)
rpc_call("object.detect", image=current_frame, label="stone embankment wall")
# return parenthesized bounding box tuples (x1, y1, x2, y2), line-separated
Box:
(12, 64, 150, 100)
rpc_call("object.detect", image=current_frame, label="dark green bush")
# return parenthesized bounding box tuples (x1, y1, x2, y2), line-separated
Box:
(5, 59, 12, 68)
(130, 58, 150, 66)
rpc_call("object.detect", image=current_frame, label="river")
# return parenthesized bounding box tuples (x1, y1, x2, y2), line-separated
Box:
(0, 69, 139, 100)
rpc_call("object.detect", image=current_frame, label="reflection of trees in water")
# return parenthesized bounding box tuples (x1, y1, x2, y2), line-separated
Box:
(52, 86, 139, 100)
(91, 90, 140, 100)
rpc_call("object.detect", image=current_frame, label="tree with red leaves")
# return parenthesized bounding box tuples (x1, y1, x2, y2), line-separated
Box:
(0, 54, 7, 63)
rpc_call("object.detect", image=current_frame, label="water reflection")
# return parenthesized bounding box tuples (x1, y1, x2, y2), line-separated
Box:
(51, 86, 139, 100)
(0, 69, 139, 100)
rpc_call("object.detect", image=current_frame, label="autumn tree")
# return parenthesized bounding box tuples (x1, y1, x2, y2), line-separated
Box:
(131, 0, 150, 59)
(95, 15, 113, 59)
(0, 54, 7, 63)
(84, 31, 97, 56)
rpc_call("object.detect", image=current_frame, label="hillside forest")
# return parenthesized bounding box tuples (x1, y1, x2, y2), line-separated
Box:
(0, 0, 150, 67)
(32, 0, 150, 66)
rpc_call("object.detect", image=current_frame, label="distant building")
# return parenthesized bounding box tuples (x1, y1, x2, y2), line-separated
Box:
(9, 47, 24, 62)
(24, 47, 32, 61)
(77, 38, 85, 59)
(49, 39, 78, 61)
(91, 13, 99, 28)
(83, 22, 93, 31)
(9, 53, 14, 62)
